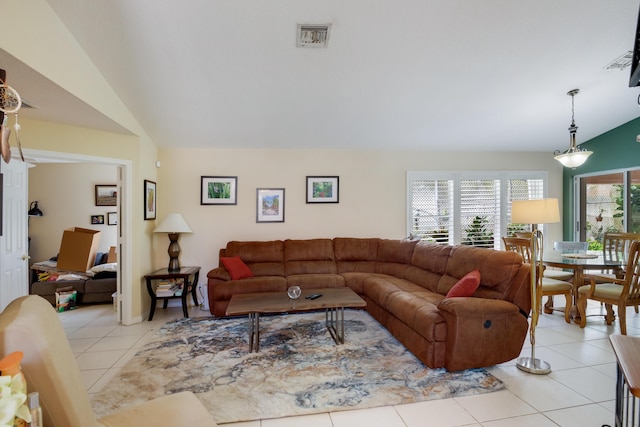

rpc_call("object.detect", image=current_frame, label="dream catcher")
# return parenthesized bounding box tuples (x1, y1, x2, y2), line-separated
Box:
(0, 79, 25, 163)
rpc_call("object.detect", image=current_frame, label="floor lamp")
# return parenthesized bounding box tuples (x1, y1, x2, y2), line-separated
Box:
(511, 198, 560, 375)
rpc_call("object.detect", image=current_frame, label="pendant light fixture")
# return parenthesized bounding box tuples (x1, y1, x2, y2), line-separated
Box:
(553, 89, 592, 168)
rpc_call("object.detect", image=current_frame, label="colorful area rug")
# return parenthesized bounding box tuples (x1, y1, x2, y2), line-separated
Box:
(91, 310, 503, 424)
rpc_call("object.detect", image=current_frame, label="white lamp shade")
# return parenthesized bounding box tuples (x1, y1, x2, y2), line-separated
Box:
(511, 198, 560, 225)
(153, 213, 192, 233)
(554, 150, 592, 168)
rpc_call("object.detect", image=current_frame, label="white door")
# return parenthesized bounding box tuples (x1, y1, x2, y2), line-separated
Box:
(0, 158, 29, 311)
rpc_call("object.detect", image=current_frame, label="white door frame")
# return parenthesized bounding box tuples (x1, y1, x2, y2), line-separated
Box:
(23, 148, 134, 325)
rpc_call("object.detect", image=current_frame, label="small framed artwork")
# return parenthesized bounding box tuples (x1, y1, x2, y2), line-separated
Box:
(306, 176, 339, 203)
(144, 179, 157, 220)
(107, 211, 118, 226)
(95, 184, 117, 206)
(256, 188, 285, 223)
(91, 214, 105, 225)
(201, 176, 238, 205)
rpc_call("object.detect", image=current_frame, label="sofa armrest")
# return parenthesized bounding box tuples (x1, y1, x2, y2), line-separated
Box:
(437, 297, 529, 371)
(207, 267, 230, 281)
(437, 297, 521, 317)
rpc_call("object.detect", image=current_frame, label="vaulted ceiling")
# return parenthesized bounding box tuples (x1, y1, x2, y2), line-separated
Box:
(3, 0, 640, 153)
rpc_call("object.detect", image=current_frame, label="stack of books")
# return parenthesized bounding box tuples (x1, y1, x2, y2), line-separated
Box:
(155, 281, 174, 297)
(155, 279, 184, 297)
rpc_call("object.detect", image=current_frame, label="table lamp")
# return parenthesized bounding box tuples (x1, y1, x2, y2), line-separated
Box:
(511, 198, 560, 374)
(153, 213, 192, 272)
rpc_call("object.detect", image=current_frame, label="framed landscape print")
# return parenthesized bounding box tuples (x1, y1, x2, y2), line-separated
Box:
(144, 179, 156, 220)
(306, 176, 339, 203)
(201, 176, 237, 205)
(95, 184, 117, 206)
(256, 188, 285, 223)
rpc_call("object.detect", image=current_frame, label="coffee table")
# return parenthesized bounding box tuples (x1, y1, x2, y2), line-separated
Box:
(225, 287, 366, 352)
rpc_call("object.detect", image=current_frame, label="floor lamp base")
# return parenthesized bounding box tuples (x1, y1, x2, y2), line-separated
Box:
(516, 356, 551, 375)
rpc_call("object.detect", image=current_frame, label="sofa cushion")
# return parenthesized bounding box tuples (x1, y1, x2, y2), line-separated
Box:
(334, 238, 379, 273)
(375, 239, 418, 277)
(410, 242, 452, 272)
(406, 242, 452, 292)
(340, 272, 381, 294)
(224, 240, 285, 277)
(211, 276, 287, 300)
(221, 256, 254, 280)
(376, 239, 418, 264)
(286, 274, 345, 289)
(284, 239, 337, 275)
(363, 276, 446, 342)
(446, 269, 481, 298)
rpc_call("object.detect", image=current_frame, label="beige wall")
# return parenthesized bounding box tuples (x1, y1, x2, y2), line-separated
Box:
(28, 163, 119, 264)
(2, 0, 161, 323)
(156, 147, 565, 289)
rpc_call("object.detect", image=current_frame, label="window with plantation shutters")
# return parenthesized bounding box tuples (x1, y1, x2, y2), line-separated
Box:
(407, 172, 547, 249)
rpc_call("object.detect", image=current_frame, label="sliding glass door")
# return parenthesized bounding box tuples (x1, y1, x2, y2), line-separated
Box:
(578, 168, 640, 248)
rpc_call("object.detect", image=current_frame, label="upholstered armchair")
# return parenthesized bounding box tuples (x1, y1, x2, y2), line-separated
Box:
(0, 296, 217, 427)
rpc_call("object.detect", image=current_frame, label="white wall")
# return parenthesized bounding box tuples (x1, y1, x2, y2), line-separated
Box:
(156, 147, 565, 289)
(28, 163, 119, 264)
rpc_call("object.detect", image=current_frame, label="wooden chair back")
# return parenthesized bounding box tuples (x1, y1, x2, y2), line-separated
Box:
(502, 236, 532, 263)
(603, 232, 640, 263)
(514, 231, 532, 239)
(624, 240, 640, 302)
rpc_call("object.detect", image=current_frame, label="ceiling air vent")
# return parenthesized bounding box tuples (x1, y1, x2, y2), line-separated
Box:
(296, 24, 331, 48)
(605, 51, 633, 71)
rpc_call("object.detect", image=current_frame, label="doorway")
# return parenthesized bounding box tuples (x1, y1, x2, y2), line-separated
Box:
(23, 148, 134, 325)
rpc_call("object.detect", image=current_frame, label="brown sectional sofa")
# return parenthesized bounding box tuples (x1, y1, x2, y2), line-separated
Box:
(207, 237, 531, 371)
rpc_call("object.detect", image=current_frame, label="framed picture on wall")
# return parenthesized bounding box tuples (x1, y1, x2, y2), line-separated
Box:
(201, 176, 238, 205)
(91, 214, 105, 225)
(256, 188, 285, 223)
(107, 211, 118, 226)
(306, 176, 339, 203)
(95, 184, 117, 206)
(144, 180, 156, 220)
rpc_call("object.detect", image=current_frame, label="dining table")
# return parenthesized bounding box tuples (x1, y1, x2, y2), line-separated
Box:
(542, 252, 624, 323)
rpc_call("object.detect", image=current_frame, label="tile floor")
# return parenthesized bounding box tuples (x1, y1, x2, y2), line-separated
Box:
(63, 299, 638, 427)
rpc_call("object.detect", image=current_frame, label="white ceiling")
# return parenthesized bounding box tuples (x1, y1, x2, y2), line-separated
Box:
(4, 0, 640, 153)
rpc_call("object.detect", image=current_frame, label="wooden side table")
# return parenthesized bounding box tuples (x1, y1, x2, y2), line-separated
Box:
(144, 266, 200, 321)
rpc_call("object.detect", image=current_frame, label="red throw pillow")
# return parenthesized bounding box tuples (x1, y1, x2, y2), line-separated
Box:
(446, 269, 481, 298)
(221, 256, 253, 280)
